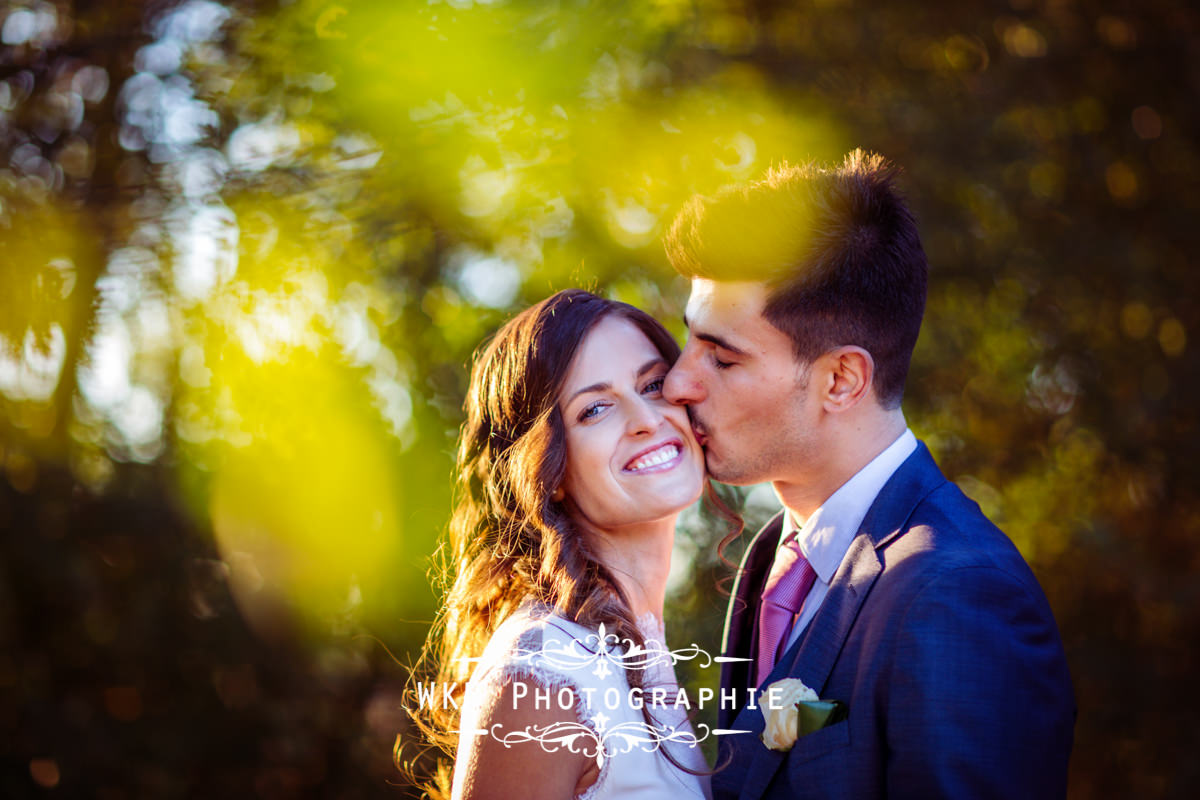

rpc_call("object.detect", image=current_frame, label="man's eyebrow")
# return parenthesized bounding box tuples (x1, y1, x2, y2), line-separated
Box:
(683, 312, 749, 355)
(694, 331, 749, 356)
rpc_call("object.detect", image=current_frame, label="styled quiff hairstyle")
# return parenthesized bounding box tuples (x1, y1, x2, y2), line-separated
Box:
(664, 149, 927, 408)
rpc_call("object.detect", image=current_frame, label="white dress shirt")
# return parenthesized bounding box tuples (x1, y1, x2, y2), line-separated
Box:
(776, 429, 918, 654)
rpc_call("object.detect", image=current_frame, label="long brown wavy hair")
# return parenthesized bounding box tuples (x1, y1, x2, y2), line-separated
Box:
(401, 289, 738, 797)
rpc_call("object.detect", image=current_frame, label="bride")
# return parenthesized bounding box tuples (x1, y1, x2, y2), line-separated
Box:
(410, 289, 730, 799)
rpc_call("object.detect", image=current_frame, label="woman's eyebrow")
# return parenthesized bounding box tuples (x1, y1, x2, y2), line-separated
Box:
(566, 358, 666, 406)
(565, 381, 609, 406)
(637, 357, 666, 377)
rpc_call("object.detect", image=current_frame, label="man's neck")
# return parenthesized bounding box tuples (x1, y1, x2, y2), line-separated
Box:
(774, 411, 907, 523)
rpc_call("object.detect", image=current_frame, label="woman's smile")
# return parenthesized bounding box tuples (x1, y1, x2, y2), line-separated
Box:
(622, 439, 684, 474)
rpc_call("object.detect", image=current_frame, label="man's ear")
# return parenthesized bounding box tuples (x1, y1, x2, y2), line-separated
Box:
(820, 346, 874, 412)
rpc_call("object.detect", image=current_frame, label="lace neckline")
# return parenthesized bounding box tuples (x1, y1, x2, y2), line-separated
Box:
(634, 610, 666, 647)
(516, 599, 667, 648)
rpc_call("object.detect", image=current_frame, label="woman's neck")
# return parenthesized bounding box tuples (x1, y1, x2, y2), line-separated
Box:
(585, 517, 676, 623)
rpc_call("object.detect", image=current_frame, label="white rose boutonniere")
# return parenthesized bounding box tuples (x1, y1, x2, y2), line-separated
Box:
(760, 678, 848, 752)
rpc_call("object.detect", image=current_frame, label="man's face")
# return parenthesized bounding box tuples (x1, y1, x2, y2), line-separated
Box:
(663, 279, 818, 486)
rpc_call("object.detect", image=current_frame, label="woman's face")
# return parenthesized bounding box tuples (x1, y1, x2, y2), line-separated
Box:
(557, 315, 705, 534)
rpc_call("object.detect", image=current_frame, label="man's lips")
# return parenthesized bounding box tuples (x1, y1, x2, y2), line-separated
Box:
(684, 408, 709, 447)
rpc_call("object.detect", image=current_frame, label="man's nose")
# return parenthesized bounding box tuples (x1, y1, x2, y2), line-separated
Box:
(664, 346, 705, 405)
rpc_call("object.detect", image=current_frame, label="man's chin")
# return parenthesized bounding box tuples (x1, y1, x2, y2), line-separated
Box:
(704, 454, 761, 486)
(708, 473, 755, 486)
(703, 454, 740, 486)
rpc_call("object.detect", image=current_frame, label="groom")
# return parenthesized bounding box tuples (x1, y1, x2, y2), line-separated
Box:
(662, 152, 1075, 798)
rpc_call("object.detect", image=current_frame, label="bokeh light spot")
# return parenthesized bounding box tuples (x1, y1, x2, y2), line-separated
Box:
(1120, 302, 1154, 340)
(29, 758, 60, 789)
(453, 249, 521, 309)
(1097, 16, 1138, 50)
(1131, 106, 1162, 140)
(103, 686, 143, 722)
(1028, 161, 1063, 200)
(1105, 161, 1139, 203)
(1000, 21, 1047, 58)
(1157, 317, 1186, 357)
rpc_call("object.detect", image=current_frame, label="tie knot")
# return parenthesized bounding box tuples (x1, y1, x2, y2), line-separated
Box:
(761, 536, 816, 615)
(755, 535, 819, 684)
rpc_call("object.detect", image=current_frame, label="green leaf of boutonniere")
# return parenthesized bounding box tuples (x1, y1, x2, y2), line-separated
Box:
(796, 699, 849, 737)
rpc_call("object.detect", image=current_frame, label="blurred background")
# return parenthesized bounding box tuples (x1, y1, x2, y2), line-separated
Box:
(1, 0, 1196, 796)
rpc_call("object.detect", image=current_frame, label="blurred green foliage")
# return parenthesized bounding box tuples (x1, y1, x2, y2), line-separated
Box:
(1, 0, 1197, 796)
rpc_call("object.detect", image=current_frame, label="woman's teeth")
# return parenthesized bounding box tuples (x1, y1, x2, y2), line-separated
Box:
(627, 444, 680, 472)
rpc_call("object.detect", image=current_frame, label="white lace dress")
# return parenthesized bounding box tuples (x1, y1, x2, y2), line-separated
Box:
(452, 604, 711, 800)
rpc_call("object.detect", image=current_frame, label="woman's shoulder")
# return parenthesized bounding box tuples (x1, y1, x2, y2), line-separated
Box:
(468, 603, 626, 692)
(467, 602, 685, 700)
(492, 603, 665, 647)
(480, 603, 577, 658)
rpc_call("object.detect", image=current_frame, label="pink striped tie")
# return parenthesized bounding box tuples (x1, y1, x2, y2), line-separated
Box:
(756, 535, 817, 685)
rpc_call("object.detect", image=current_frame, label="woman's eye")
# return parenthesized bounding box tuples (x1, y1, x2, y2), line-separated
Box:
(579, 402, 605, 421)
(642, 378, 664, 395)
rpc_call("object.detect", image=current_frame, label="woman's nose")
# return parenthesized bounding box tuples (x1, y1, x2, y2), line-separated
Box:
(626, 395, 662, 435)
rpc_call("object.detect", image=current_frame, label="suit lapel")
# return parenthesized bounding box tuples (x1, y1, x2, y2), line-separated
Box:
(777, 534, 882, 691)
(719, 513, 783, 728)
(731, 537, 881, 800)
(731, 443, 947, 800)
(782, 443, 946, 692)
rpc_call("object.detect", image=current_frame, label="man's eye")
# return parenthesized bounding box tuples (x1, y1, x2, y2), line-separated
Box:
(713, 355, 733, 370)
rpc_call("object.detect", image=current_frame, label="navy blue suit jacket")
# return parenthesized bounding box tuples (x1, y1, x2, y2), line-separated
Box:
(713, 443, 1075, 800)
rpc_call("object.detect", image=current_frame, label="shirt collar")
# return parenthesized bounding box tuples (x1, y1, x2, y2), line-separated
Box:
(780, 429, 918, 583)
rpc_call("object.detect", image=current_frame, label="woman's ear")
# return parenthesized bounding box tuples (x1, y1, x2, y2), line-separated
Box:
(551, 486, 565, 502)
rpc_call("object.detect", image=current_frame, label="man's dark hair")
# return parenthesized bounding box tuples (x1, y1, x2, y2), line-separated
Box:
(664, 150, 927, 409)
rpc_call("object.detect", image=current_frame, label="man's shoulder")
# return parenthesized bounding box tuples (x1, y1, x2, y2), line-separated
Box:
(875, 479, 1045, 598)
